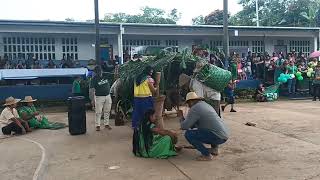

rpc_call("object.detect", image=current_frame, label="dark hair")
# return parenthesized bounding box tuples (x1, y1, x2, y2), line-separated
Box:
(133, 109, 155, 157)
(94, 66, 102, 75)
(135, 66, 153, 85)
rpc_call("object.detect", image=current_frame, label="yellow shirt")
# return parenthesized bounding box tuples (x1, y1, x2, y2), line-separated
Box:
(134, 79, 152, 97)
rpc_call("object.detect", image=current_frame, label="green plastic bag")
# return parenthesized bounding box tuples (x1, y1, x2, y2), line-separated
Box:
(196, 64, 232, 92)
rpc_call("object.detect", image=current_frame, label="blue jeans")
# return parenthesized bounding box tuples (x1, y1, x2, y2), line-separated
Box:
(287, 78, 296, 94)
(185, 129, 227, 156)
(132, 97, 154, 128)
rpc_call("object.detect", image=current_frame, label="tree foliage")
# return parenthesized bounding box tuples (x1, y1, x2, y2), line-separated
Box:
(230, 0, 320, 27)
(103, 6, 181, 24)
(192, 10, 227, 25)
(194, 0, 320, 27)
(192, 15, 205, 25)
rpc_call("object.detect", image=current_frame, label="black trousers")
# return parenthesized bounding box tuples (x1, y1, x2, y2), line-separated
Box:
(2, 121, 27, 135)
(313, 84, 320, 99)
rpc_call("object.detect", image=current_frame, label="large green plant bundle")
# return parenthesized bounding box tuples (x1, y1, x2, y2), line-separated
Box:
(117, 49, 202, 113)
(196, 64, 232, 92)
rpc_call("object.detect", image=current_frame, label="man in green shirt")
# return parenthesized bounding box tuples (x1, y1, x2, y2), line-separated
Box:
(90, 66, 112, 131)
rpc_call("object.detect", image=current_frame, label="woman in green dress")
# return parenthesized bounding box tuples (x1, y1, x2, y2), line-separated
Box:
(133, 109, 178, 159)
(19, 96, 66, 129)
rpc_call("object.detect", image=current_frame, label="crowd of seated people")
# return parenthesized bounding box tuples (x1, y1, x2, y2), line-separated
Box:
(0, 56, 85, 70)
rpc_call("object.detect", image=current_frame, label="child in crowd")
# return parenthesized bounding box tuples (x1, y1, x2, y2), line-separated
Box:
(255, 84, 267, 102)
(222, 80, 237, 113)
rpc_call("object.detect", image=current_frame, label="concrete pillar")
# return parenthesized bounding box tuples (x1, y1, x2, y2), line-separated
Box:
(314, 35, 318, 52)
(118, 25, 124, 64)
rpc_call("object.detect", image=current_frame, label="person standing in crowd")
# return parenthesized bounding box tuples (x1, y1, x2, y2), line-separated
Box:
(90, 66, 112, 131)
(274, 54, 283, 83)
(132, 66, 157, 129)
(1, 97, 31, 135)
(181, 92, 229, 161)
(222, 80, 237, 113)
(312, 64, 320, 101)
(286, 60, 298, 96)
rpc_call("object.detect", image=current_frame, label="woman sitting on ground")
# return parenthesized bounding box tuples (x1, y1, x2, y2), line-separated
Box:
(19, 96, 66, 130)
(133, 109, 178, 159)
(255, 84, 267, 102)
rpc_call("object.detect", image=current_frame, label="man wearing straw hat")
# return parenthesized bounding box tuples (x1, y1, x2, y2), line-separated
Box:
(181, 92, 229, 161)
(0, 96, 31, 135)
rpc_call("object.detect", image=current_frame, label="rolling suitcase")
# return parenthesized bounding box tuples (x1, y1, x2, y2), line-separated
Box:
(68, 96, 86, 135)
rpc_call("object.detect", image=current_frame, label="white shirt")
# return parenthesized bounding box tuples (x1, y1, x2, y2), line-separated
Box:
(0, 107, 19, 127)
(189, 78, 221, 101)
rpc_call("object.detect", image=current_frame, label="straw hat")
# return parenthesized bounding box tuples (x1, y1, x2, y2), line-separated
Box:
(179, 74, 191, 87)
(185, 92, 204, 102)
(21, 96, 37, 103)
(3, 96, 21, 106)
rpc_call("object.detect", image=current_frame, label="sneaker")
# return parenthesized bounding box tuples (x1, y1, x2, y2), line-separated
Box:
(96, 126, 100, 131)
(221, 106, 225, 112)
(209, 147, 219, 156)
(230, 109, 237, 112)
(105, 125, 112, 130)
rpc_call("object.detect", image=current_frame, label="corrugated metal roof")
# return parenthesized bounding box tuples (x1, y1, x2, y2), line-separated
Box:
(0, 19, 319, 31)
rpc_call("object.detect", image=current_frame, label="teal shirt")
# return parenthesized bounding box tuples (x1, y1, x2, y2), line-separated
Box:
(72, 80, 81, 94)
(286, 65, 298, 74)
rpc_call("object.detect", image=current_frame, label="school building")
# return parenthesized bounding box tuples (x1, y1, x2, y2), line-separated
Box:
(0, 20, 319, 63)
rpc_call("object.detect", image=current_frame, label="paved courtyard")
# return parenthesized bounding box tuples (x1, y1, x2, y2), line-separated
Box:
(1, 100, 320, 180)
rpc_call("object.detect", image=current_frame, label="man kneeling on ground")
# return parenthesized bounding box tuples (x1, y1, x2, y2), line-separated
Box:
(0, 97, 31, 135)
(181, 92, 230, 161)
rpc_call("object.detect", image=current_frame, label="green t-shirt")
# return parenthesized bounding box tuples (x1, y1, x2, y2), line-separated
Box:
(90, 75, 110, 96)
(72, 80, 81, 94)
(286, 65, 298, 74)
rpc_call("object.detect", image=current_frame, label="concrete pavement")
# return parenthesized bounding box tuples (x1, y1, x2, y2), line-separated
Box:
(1, 100, 320, 180)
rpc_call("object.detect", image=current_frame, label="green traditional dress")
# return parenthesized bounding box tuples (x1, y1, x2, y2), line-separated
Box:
(138, 123, 177, 159)
(19, 105, 66, 129)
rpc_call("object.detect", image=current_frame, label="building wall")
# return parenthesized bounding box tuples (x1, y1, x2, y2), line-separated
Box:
(0, 32, 316, 62)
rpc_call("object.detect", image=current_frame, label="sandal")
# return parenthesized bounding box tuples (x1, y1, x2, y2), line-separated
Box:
(196, 155, 213, 161)
(105, 125, 112, 130)
(175, 146, 183, 152)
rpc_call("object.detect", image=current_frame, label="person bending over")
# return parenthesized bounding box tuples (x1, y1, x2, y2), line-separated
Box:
(181, 92, 229, 161)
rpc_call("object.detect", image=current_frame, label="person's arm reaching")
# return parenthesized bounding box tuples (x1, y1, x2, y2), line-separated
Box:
(181, 107, 200, 130)
(148, 81, 157, 95)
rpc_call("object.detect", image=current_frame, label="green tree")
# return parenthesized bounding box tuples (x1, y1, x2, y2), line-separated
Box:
(230, 0, 320, 27)
(192, 10, 229, 25)
(103, 6, 180, 24)
(192, 15, 205, 25)
(204, 10, 226, 25)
